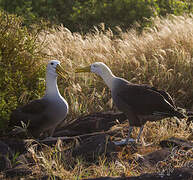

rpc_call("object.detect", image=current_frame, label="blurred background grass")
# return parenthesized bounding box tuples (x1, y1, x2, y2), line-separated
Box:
(38, 14, 193, 123)
(0, 1, 192, 132)
(0, 1, 193, 179)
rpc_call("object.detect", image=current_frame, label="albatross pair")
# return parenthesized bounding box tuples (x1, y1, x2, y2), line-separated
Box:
(10, 60, 68, 138)
(11, 60, 185, 145)
(76, 62, 186, 146)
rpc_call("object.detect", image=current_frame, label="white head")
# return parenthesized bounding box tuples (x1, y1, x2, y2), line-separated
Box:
(45, 60, 67, 96)
(46, 60, 67, 78)
(75, 62, 115, 90)
(47, 60, 61, 77)
(90, 62, 112, 76)
(76, 62, 113, 77)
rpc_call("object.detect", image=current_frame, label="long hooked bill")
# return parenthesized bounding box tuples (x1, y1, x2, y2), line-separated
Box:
(75, 65, 91, 73)
(56, 64, 68, 79)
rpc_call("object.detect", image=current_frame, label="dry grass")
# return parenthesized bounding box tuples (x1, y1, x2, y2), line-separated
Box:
(31, 14, 193, 179)
(38, 14, 193, 119)
(28, 139, 147, 179)
(28, 119, 192, 179)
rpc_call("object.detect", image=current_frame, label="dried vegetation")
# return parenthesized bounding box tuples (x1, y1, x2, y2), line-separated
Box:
(38, 14, 193, 119)
(19, 14, 193, 179)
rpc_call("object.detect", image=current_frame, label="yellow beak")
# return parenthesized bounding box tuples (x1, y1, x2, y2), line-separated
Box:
(56, 64, 68, 78)
(75, 65, 91, 73)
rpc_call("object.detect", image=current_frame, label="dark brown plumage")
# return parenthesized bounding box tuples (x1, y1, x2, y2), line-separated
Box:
(76, 62, 186, 145)
(10, 99, 50, 138)
(112, 81, 184, 127)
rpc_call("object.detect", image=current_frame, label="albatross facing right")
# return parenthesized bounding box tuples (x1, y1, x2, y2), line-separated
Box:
(75, 62, 186, 146)
(10, 60, 68, 138)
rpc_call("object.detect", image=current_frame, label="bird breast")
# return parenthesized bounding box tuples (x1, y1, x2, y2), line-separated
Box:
(46, 97, 68, 120)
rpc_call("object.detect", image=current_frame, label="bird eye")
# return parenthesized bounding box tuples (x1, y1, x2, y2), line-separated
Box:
(51, 62, 54, 65)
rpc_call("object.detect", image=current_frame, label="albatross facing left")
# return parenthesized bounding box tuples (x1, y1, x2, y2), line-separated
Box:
(75, 62, 186, 146)
(10, 60, 68, 138)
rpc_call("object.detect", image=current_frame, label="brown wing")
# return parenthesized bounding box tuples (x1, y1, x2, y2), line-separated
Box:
(146, 85, 176, 108)
(9, 99, 48, 127)
(112, 83, 176, 116)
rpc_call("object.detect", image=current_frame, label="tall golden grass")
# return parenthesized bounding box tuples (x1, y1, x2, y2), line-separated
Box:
(38, 14, 193, 121)
(31, 14, 193, 179)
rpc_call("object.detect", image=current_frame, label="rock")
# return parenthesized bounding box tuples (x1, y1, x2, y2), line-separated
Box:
(139, 167, 193, 180)
(83, 167, 193, 180)
(137, 148, 171, 168)
(159, 137, 193, 150)
(0, 155, 12, 172)
(55, 111, 127, 137)
(72, 134, 117, 161)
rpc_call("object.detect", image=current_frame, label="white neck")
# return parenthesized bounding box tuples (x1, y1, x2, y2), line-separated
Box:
(45, 72, 60, 97)
(98, 67, 116, 91)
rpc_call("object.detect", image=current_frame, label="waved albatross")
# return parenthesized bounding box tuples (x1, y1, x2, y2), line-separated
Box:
(75, 62, 186, 145)
(10, 60, 68, 138)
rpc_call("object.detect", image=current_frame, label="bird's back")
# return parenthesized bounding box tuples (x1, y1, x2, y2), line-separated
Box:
(111, 78, 183, 117)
